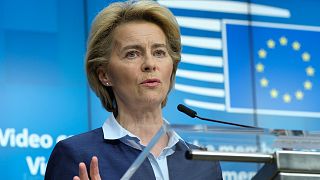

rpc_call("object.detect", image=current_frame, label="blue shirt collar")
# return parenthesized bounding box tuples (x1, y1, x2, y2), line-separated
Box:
(102, 113, 137, 140)
(102, 113, 187, 150)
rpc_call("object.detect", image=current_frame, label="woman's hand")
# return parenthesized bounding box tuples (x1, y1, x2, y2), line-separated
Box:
(73, 156, 101, 180)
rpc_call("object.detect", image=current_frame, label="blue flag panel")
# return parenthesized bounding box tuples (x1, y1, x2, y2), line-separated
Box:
(225, 21, 320, 116)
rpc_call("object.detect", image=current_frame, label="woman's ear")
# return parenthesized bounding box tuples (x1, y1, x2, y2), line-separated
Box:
(97, 68, 112, 86)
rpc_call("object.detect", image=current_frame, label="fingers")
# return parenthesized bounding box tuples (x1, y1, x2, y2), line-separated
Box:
(78, 162, 89, 180)
(74, 156, 100, 180)
(90, 156, 101, 180)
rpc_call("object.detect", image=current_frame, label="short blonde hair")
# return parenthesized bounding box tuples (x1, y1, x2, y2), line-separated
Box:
(86, 0, 181, 113)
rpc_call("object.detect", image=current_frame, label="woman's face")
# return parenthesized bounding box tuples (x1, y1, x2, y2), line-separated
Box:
(102, 21, 173, 110)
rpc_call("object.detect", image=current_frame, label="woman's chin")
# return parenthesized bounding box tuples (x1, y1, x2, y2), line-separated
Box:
(139, 96, 164, 108)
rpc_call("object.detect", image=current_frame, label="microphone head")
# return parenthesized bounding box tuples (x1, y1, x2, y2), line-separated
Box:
(177, 104, 197, 118)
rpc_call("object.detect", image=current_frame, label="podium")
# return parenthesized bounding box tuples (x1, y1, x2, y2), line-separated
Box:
(121, 124, 320, 180)
(187, 150, 320, 179)
(253, 151, 320, 179)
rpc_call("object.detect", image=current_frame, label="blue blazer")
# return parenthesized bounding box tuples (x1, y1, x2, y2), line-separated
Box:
(45, 128, 222, 180)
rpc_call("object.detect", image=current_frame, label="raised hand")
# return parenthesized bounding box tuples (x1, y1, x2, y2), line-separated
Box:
(73, 156, 101, 180)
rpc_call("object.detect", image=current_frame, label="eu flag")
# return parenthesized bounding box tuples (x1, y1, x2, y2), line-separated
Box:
(225, 20, 320, 116)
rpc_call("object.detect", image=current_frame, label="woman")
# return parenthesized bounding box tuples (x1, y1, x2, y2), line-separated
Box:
(45, 1, 222, 179)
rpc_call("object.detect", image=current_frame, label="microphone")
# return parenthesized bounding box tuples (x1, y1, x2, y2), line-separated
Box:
(177, 104, 258, 129)
(177, 104, 197, 118)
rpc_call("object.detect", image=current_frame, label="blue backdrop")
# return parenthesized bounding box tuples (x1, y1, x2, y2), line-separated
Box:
(0, 0, 320, 179)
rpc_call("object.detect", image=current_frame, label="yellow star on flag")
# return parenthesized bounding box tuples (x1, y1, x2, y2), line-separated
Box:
(260, 78, 269, 87)
(302, 52, 311, 62)
(270, 89, 278, 98)
(283, 93, 291, 103)
(304, 80, 312, 90)
(292, 41, 301, 51)
(295, 90, 304, 100)
(267, 39, 276, 48)
(258, 49, 267, 58)
(256, 63, 264, 72)
(279, 36, 288, 46)
(306, 66, 315, 76)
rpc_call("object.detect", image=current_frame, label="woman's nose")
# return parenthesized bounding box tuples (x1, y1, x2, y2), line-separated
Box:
(141, 54, 157, 72)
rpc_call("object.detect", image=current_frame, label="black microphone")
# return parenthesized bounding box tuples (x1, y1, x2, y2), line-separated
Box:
(177, 104, 197, 118)
(177, 104, 258, 129)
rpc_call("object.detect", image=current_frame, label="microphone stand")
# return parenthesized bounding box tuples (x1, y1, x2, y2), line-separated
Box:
(177, 104, 261, 129)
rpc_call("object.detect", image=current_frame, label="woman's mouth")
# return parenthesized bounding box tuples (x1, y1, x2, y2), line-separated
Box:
(141, 78, 161, 87)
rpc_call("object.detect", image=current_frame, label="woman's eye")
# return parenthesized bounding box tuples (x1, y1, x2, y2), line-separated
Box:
(153, 49, 166, 58)
(125, 50, 139, 59)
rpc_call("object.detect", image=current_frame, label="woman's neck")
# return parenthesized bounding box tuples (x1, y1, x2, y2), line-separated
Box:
(116, 106, 168, 157)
